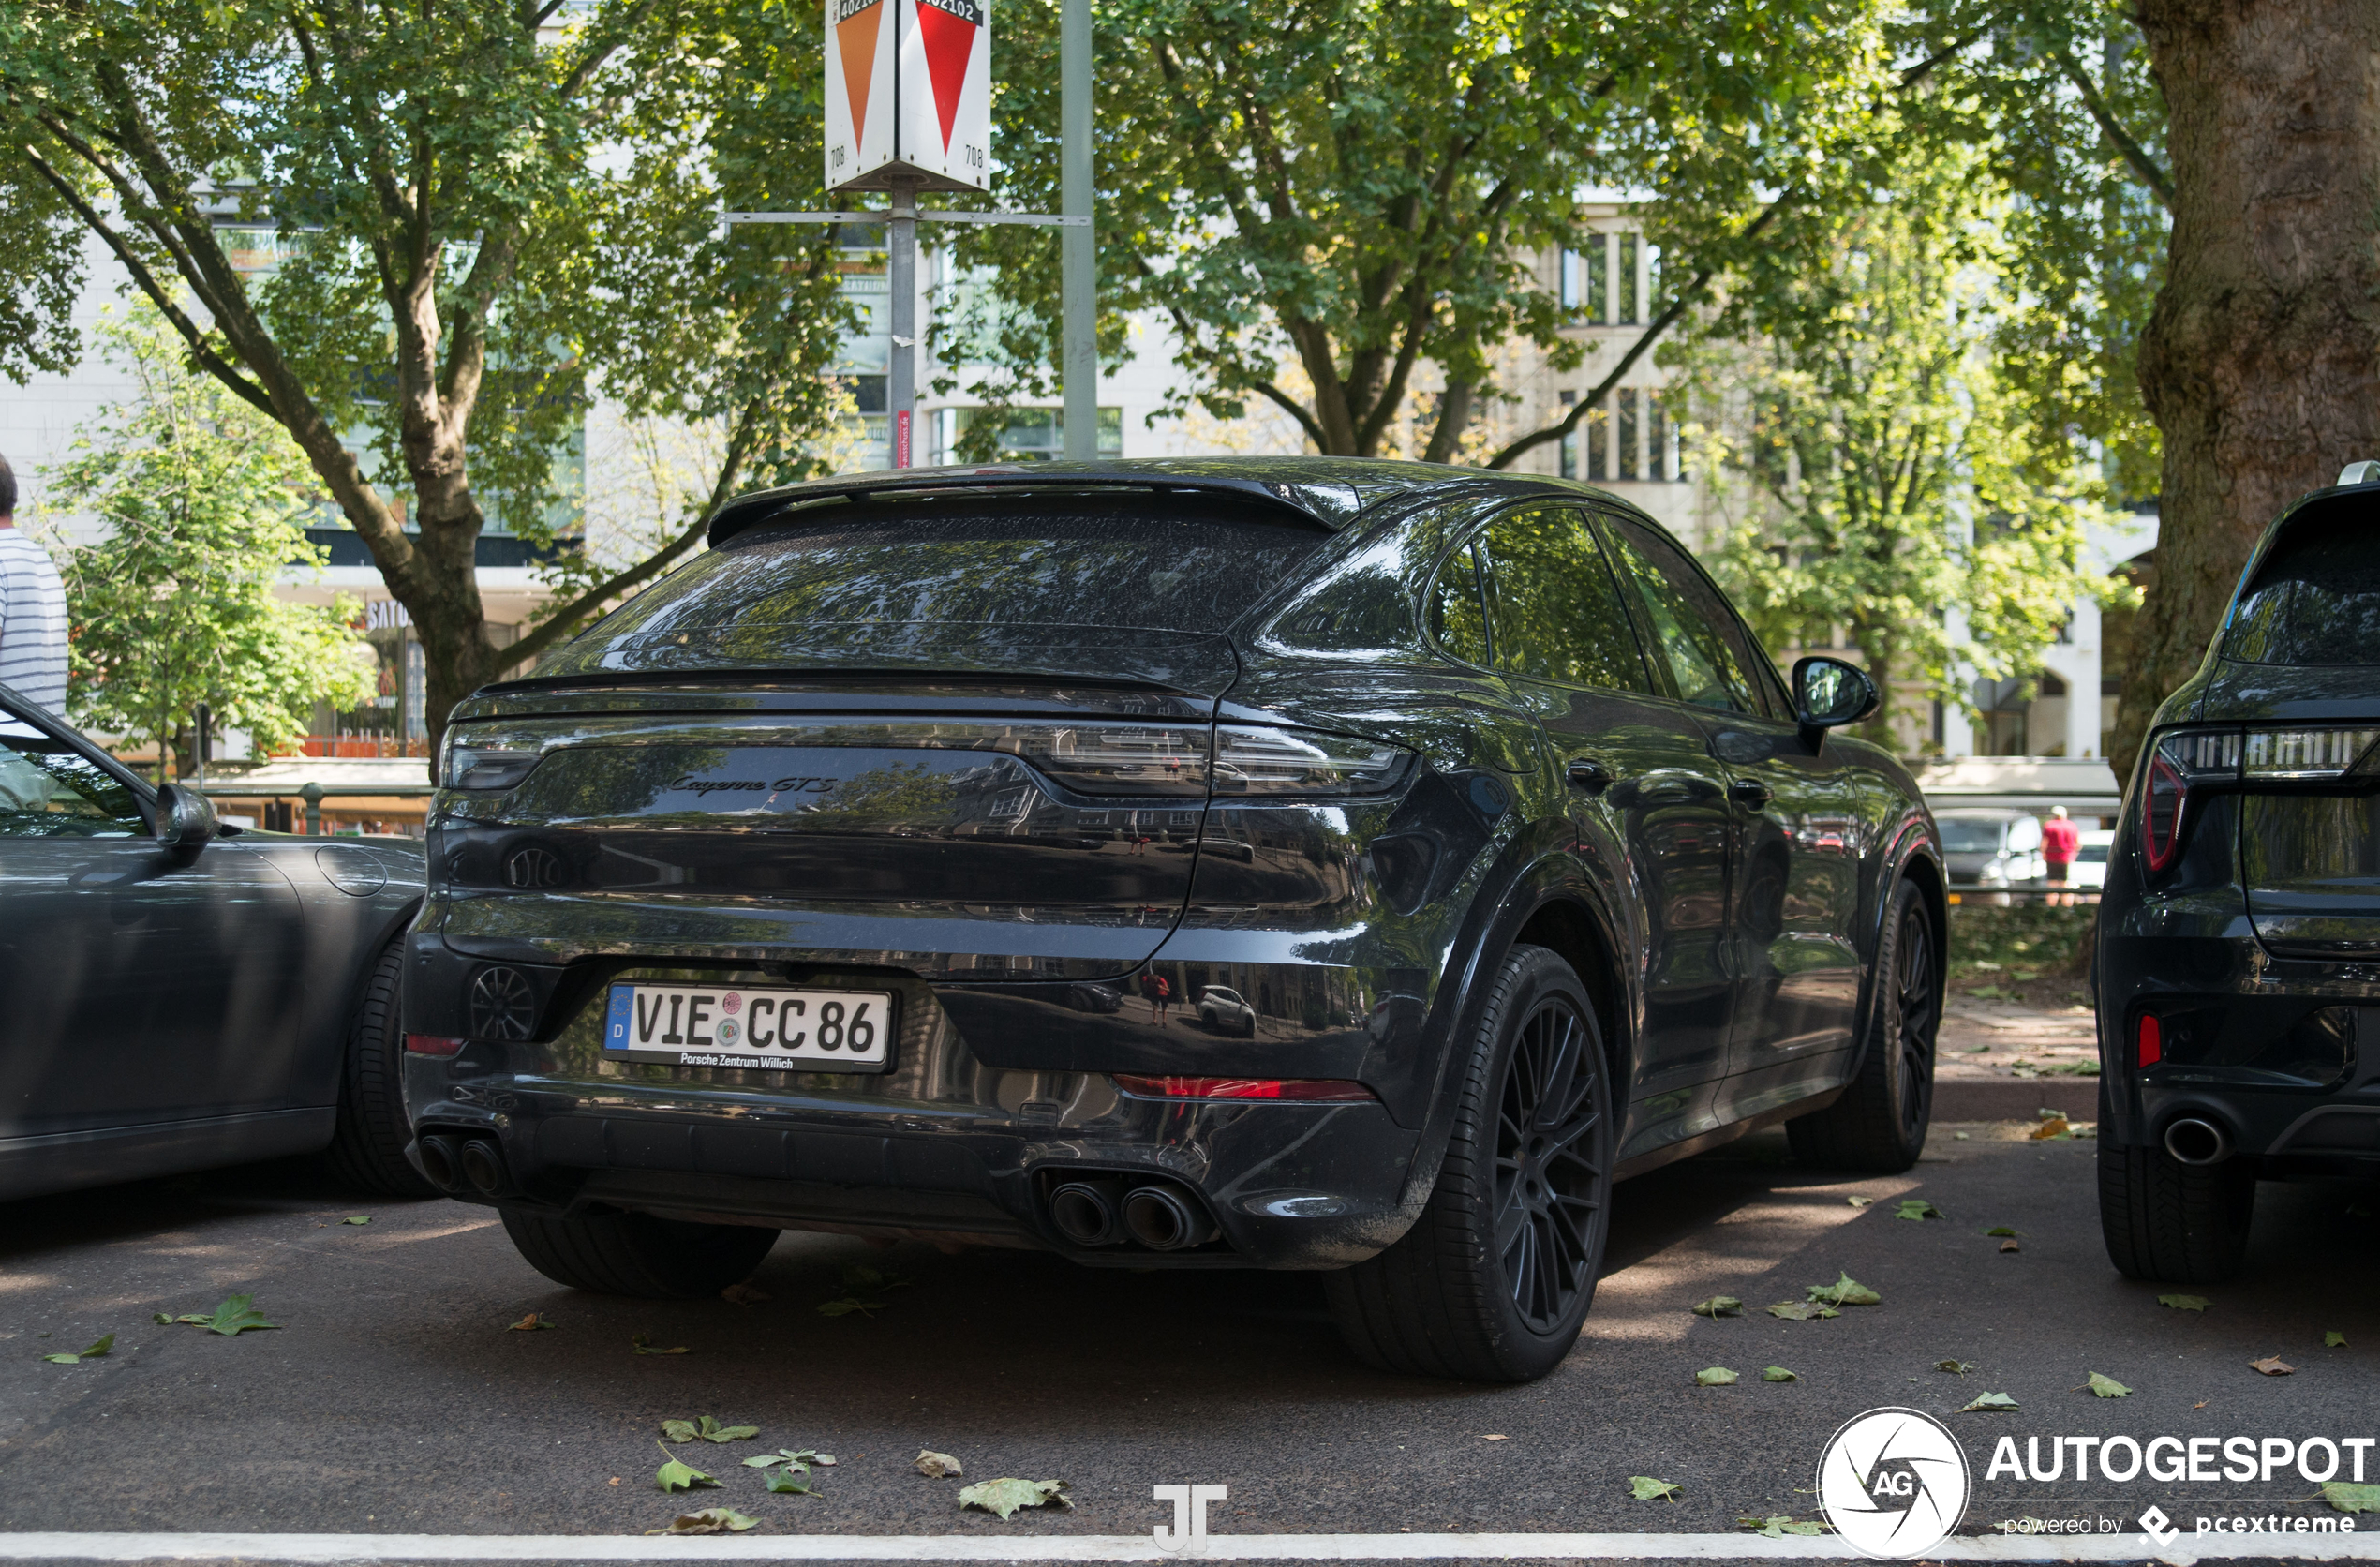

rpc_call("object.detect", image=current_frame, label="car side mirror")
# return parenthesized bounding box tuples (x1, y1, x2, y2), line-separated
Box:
(1792, 656, 1881, 748)
(155, 783, 218, 852)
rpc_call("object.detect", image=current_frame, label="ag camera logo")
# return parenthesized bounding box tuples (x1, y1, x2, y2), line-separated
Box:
(1817, 1407, 1971, 1559)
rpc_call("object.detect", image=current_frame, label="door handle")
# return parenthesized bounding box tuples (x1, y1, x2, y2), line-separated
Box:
(1565, 757, 1614, 794)
(1729, 778, 1774, 810)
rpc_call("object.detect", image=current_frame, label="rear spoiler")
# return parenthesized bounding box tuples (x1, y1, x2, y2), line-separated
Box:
(704, 463, 1376, 546)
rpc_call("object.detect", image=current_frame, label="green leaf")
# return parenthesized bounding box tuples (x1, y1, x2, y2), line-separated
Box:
(815, 1297, 883, 1318)
(1629, 1476, 1682, 1501)
(340, 1216, 370, 1225)
(1695, 1366, 1739, 1386)
(745, 1448, 837, 1471)
(646, 1507, 755, 1535)
(1984, 1226, 2018, 1237)
(766, 1465, 813, 1494)
(151, 1314, 171, 1324)
(1807, 1273, 1880, 1306)
(662, 1420, 699, 1444)
(1935, 1359, 1975, 1374)
(1738, 1515, 1824, 1537)
(958, 1479, 1069, 1520)
(2322, 1483, 2380, 1514)
(1845, 1196, 1874, 1208)
(77, 1335, 112, 1358)
(40, 1353, 80, 1365)
(1690, 1295, 1742, 1318)
(2086, 1372, 2130, 1398)
(2158, 1293, 2209, 1311)
(694, 1416, 759, 1442)
(1894, 1199, 1942, 1221)
(632, 1334, 689, 1355)
(653, 1442, 719, 1493)
(2326, 1330, 2347, 1348)
(173, 1295, 276, 1336)
(1763, 1366, 1798, 1382)
(1765, 1301, 1838, 1321)
(1959, 1392, 2019, 1412)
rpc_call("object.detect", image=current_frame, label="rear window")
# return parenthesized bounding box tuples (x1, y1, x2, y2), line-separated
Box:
(1937, 818, 2006, 852)
(579, 495, 1329, 644)
(2225, 500, 2380, 664)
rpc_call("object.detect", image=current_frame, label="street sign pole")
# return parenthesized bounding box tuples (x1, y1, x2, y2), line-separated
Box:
(1060, 0, 1094, 460)
(887, 177, 919, 467)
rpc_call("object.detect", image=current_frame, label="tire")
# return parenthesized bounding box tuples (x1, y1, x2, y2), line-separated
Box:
(1326, 945, 1614, 1382)
(1787, 878, 1939, 1172)
(323, 937, 438, 1198)
(2098, 1086, 2254, 1283)
(500, 1207, 781, 1298)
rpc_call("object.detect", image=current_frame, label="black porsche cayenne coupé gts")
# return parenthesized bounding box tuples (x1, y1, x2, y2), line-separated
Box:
(403, 459, 1946, 1380)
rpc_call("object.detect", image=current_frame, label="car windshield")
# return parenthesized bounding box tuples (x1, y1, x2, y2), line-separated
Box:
(2225, 499, 2380, 664)
(1936, 818, 2006, 853)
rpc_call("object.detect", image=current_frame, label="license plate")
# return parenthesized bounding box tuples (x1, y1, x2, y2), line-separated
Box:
(602, 983, 894, 1071)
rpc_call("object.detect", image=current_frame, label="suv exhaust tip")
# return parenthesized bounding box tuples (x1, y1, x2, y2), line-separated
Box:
(456, 1137, 511, 1196)
(2164, 1117, 2234, 1166)
(1049, 1179, 1125, 1246)
(1121, 1183, 1220, 1251)
(416, 1134, 465, 1192)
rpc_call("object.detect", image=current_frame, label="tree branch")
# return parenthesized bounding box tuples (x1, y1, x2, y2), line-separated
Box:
(2051, 46, 2174, 209)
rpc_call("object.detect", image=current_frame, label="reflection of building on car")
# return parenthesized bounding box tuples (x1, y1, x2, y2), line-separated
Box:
(403, 458, 1945, 1383)
(0, 683, 429, 1201)
(1196, 986, 1258, 1036)
(2098, 462, 2380, 1287)
(2067, 829, 2115, 891)
(1934, 808, 2047, 888)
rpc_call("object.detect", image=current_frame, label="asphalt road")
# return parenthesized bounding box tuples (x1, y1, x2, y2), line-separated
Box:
(1, 1123, 2373, 1554)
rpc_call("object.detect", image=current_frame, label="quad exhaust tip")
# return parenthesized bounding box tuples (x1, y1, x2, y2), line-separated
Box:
(416, 1133, 510, 1196)
(1121, 1183, 1221, 1251)
(2164, 1117, 2234, 1166)
(457, 1138, 509, 1196)
(416, 1134, 463, 1191)
(1049, 1179, 1125, 1246)
(1048, 1176, 1221, 1251)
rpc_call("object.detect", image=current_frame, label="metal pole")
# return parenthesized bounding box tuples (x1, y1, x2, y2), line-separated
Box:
(301, 782, 324, 837)
(887, 178, 918, 468)
(1060, 0, 1095, 461)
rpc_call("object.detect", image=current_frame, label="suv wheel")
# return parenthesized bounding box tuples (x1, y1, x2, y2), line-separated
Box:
(323, 938, 437, 1198)
(500, 1208, 780, 1298)
(1787, 878, 1938, 1172)
(1326, 945, 1613, 1382)
(2098, 1086, 2254, 1283)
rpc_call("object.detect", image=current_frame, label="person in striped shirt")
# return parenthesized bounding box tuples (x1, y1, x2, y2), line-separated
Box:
(0, 454, 67, 716)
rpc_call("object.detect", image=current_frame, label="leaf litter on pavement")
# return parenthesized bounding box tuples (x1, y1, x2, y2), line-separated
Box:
(653, 1442, 720, 1493)
(2327, 1331, 2348, 1348)
(958, 1479, 1068, 1519)
(746, 1446, 837, 1494)
(1629, 1477, 1682, 1501)
(662, 1416, 759, 1444)
(1936, 1360, 1975, 1374)
(1807, 1273, 1881, 1306)
(39, 1334, 112, 1366)
(508, 1313, 556, 1332)
(156, 1296, 275, 1336)
(2251, 1356, 2295, 1377)
(2086, 1373, 2131, 1397)
(1763, 1366, 1799, 1382)
(647, 1508, 754, 1535)
(817, 1262, 914, 1319)
(1738, 1515, 1825, 1536)
(1695, 1366, 1738, 1386)
(915, 1450, 964, 1478)
(1766, 1301, 1838, 1321)
(1959, 1392, 2019, 1412)
(1690, 1295, 1742, 1318)
(2159, 1293, 2209, 1312)
(1895, 1199, 1942, 1221)
(2324, 1484, 2380, 1514)
(632, 1333, 689, 1355)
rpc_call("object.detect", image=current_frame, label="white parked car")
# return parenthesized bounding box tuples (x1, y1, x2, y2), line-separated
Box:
(2067, 828, 2116, 891)
(1197, 985, 1258, 1037)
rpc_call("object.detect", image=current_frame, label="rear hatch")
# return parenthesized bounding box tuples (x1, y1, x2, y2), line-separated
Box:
(433, 491, 1333, 980)
(2200, 492, 2380, 955)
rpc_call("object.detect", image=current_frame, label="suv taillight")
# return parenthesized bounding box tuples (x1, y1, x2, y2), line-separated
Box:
(2142, 731, 2239, 873)
(2140, 724, 2380, 873)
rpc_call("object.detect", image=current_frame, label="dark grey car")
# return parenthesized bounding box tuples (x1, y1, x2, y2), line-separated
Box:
(0, 685, 429, 1200)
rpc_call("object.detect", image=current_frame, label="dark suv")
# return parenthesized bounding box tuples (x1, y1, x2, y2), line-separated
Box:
(2098, 465, 2380, 1283)
(403, 459, 1944, 1381)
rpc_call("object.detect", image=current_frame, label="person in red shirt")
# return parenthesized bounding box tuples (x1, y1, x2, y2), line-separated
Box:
(2041, 805, 2081, 906)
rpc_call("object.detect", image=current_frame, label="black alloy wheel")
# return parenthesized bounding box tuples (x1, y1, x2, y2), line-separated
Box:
(1890, 899, 1938, 1148)
(1495, 993, 1609, 1335)
(1326, 945, 1614, 1381)
(1787, 877, 1939, 1172)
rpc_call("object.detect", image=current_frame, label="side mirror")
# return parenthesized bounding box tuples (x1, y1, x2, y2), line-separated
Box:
(1792, 655, 1881, 747)
(155, 783, 219, 852)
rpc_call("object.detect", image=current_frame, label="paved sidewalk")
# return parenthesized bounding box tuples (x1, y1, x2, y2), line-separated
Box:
(1938, 998, 2103, 1122)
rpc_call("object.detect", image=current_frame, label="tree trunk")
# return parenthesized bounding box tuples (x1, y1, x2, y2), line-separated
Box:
(2120, 0, 2380, 785)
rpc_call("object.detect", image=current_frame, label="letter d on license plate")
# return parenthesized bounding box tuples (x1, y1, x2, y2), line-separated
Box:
(603, 983, 893, 1071)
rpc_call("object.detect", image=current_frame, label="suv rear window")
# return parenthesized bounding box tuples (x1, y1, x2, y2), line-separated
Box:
(2225, 500, 2380, 664)
(573, 495, 1328, 647)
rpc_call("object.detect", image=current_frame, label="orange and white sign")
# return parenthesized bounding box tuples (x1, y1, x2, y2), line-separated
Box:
(826, 0, 989, 193)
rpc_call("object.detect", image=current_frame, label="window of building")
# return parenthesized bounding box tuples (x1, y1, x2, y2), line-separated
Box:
(1617, 389, 1640, 482)
(1557, 392, 1578, 478)
(1586, 398, 1609, 483)
(1617, 232, 1640, 324)
(931, 406, 1123, 463)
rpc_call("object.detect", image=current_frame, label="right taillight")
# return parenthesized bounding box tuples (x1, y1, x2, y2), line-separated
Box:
(2135, 1012, 2161, 1068)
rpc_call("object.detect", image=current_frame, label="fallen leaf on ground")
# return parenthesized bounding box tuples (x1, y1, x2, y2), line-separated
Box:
(341, 1216, 370, 1225)
(915, 1450, 963, 1478)
(1738, 1515, 1825, 1537)
(720, 1284, 769, 1306)
(1479, 1434, 1508, 1440)
(766, 1465, 814, 1495)
(508, 1313, 555, 1332)
(171, 1296, 275, 1336)
(841, 1263, 912, 1292)
(41, 1333, 112, 1366)
(1959, 1392, 2019, 1412)
(1846, 1197, 1873, 1208)
(1695, 1366, 1738, 1386)
(1763, 1366, 1798, 1382)
(745, 1448, 838, 1472)
(39, 1353, 78, 1365)
(151, 1314, 171, 1324)
(646, 1508, 754, 1535)
(2250, 1356, 2295, 1376)
(2030, 1116, 2070, 1140)
(815, 1298, 884, 1318)
(2000, 1239, 2021, 1253)
(677, 1416, 758, 1443)
(1936, 1360, 1975, 1374)
(958, 1479, 1068, 1520)
(2158, 1294, 2209, 1312)
(1766, 1301, 1838, 1321)
(2327, 1331, 2347, 1348)
(2322, 1483, 2380, 1514)
(1629, 1476, 1682, 1501)
(608, 1479, 620, 1486)
(1691, 1295, 1743, 1318)
(632, 1333, 689, 1355)
(1895, 1199, 1942, 1221)
(653, 1443, 719, 1493)
(1985, 1226, 2017, 1237)
(2087, 1373, 2131, 1398)
(1807, 1273, 1880, 1306)
(1953, 1130, 1971, 1140)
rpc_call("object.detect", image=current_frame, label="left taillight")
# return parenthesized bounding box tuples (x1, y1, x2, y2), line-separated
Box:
(2141, 730, 2239, 873)
(405, 1034, 467, 1056)
(2141, 724, 2380, 873)
(1113, 1074, 1376, 1102)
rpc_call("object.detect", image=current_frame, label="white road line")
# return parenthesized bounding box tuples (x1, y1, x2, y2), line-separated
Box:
(0, 1533, 2373, 1563)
